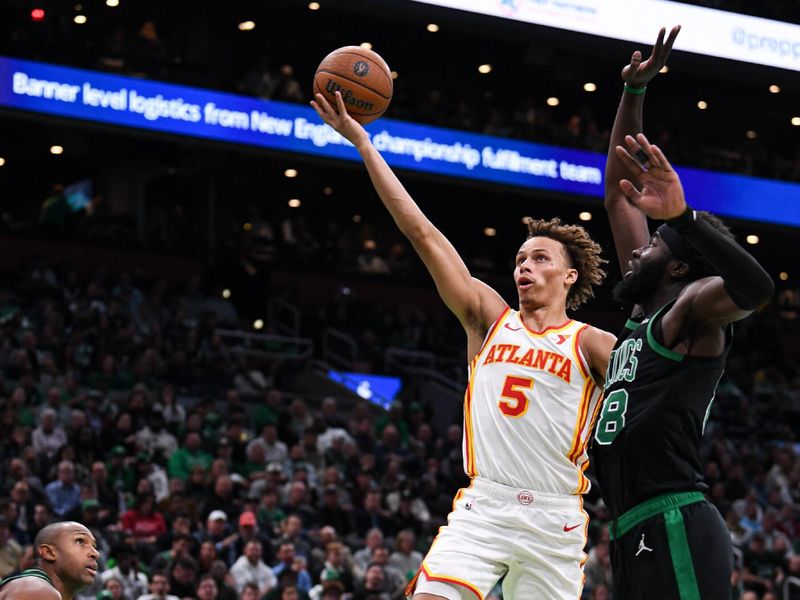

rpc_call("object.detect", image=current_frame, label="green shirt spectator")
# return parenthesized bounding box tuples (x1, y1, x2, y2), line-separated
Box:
(168, 432, 213, 480)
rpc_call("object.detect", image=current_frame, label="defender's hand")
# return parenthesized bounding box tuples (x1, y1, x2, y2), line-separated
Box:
(615, 133, 687, 220)
(622, 25, 681, 89)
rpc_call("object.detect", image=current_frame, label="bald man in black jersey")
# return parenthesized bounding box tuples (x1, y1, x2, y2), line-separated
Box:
(0, 522, 99, 600)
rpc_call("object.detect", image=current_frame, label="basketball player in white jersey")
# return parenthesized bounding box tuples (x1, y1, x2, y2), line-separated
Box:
(312, 92, 616, 599)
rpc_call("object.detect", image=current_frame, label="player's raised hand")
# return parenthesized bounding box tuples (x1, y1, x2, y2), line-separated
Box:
(622, 25, 680, 89)
(615, 133, 687, 220)
(311, 91, 369, 148)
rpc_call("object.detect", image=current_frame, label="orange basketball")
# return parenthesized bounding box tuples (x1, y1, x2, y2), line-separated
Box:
(313, 46, 393, 125)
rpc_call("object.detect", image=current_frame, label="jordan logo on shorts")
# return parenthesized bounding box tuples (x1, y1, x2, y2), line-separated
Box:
(635, 534, 653, 556)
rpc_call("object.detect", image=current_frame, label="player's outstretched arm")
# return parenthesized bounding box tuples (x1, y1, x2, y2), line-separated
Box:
(605, 26, 680, 274)
(311, 91, 506, 340)
(616, 134, 774, 324)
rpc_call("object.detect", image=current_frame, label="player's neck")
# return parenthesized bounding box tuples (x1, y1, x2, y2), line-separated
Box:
(518, 305, 570, 331)
(640, 284, 684, 318)
(40, 565, 72, 600)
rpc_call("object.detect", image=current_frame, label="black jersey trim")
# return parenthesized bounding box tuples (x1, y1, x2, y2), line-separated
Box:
(646, 304, 684, 362)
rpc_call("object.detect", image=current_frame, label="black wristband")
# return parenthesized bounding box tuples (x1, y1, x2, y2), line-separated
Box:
(666, 205, 696, 230)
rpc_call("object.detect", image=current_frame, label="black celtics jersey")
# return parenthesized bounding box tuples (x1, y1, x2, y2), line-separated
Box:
(590, 300, 731, 519)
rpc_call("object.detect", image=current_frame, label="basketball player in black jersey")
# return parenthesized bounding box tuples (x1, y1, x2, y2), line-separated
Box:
(589, 27, 775, 600)
(0, 522, 99, 600)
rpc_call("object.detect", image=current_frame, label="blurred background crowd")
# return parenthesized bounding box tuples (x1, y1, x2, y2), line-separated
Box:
(0, 1, 800, 599)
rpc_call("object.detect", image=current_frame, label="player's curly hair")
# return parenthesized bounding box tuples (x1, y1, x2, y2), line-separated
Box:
(525, 217, 607, 310)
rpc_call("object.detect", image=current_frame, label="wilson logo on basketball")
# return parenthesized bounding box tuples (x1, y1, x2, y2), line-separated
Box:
(516, 490, 534, 505)
(352, 61, 370, 77)
(325, 80, 374, 110)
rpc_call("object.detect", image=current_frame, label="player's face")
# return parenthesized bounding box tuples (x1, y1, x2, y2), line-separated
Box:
(57, 525, 100, 589)
(613, 233, 673, 304)
(514, 237, 576, 308)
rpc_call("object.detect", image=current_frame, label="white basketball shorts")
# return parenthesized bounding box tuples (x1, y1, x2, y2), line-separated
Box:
(406, 477, 589, 600)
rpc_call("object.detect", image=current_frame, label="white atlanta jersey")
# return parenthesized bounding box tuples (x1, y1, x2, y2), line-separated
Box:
(462, 307, 603, 495)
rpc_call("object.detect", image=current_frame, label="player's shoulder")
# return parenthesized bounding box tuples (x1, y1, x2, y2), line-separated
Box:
(0, 577, 60, 600)
(577, 325, 617, 371)
(579, 323, 616, 344)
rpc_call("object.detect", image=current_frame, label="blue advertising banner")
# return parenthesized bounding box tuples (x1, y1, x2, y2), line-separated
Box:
(1, 56, 797, 227)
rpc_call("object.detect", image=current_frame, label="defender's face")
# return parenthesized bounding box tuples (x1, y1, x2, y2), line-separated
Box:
(624, 232, 672, 281)
(613, 232, 674, 305)
(514, 237, 576, 308)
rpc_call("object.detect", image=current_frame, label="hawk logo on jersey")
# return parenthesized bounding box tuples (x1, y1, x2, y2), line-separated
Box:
(504, 323, 522, 332)
(553, 334, 571, 345)
(516, 490, 534, 505)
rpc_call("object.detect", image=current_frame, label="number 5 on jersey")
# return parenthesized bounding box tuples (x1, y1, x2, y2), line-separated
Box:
(594, 389, 629, 445)
(499, 375, 534, 417)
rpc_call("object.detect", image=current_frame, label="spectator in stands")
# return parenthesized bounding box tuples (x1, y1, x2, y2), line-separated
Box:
(168, 432, 213, 481)
(102, 576, 127, 600)
(101, 545, 149, 600)
(388, 529, 422, 583)
(168, 556, 198, 599)
(32, 408, 67, 460)
(365, 545, 405, 598)
(195, 511, 237, 564)
(195, 573, 219, 600)
(272, 542, 312, 593)
(353, 490, 399, 539)
(45, 459, 81, 517)
(230, 511, 275, 567)
(248, 424, 288, 465)
(584, 528, 613, 594)
(121, 492, 167, 553)
(743, 532, 781, 595)
(200, 475, 239, 523)
(150, 532, 193, 573)
(317, 485, 353, 537)
(273, 514, 312, 560)
(316, 541, 355, 591)
(153, 385, 185, 431)
(353, 528, 384, 576)
(209, 560, 238, 600)
(135, 572, 179, 600)
(135, 414, 178, 460)
(0, 516, 22, 578)
(282, 481, 317, 528)
(198, 541, 219, 575)
(230, 539, 277, 595)
(350, 564, 391, 600)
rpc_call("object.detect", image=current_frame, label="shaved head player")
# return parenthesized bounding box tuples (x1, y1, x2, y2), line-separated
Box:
(0, 522, 100, 600)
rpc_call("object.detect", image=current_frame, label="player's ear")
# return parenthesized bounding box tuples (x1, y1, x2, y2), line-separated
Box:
(38, 543, 57, 562)
(669, 260, 689, 279)
(565, 268, 578, 285)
